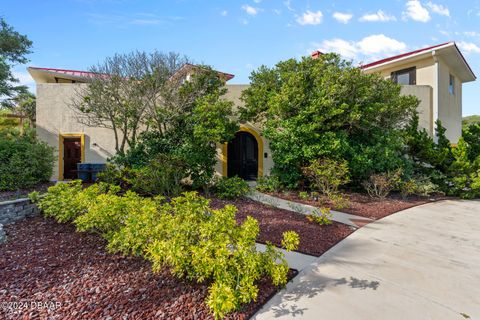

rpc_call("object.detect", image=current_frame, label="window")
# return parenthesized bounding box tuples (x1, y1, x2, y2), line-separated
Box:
(391, 67, 416, 85)
(449, 74, 455, 95)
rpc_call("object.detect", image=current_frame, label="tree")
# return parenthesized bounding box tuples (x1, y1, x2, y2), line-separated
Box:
(71, 51, 188, 154)
(0, 18, 33, 108)
(73, 50, 238, 188)
(240, 53, 419, 187)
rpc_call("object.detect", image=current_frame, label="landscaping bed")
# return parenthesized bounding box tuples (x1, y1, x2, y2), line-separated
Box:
(0, 182, 54, 202)
(210, 197, 354, 257)
(265, 191, 447, 220)
(0, 216, 296, 320)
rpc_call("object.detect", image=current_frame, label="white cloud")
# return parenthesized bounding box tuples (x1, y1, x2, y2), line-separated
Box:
(357, 34, 407, 55)
(242, 5, 260, 16)
(426, 2, 450, 16)
(359, 10, 396, 22)
(253, 0, 261, 3)
(220, 10, 228, 16)
(333, 12, 353, 24)
(273, 9, 282, 15)
(284, 0, 294, 12)
(457, 41, 480, 54)
(12, 70, 35, 93)
(318, 39, 357, 59)
(404, 0, 431, 22)
(312, 34, 407, 61)
(297, 10, 323, 25)
(464, 31, 480, 37)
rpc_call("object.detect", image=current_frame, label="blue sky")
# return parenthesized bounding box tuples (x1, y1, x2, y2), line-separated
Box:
(2, 0, 480, 115)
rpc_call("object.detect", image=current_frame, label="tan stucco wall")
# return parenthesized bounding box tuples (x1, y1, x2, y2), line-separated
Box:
(437, 57, 462, 143)
(401, 85, 433, 135)
(366, 57, 436, 88)
(36, 83, 118, 181)
(36, 82, 273, 181)
(363, 55, 463, 142)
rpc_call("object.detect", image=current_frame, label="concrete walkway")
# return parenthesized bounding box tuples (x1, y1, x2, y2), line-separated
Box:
(256, 243, 317, 271)
(247, 191, 372, 228)
(253, 200, 480, 320)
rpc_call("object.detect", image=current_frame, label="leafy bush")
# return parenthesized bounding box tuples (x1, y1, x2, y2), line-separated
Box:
(0, 129, 54, 190)
(399, 175, 442, 198)
(256, 175, 282, 193)
(145, 192, 299, 318)
(129, 155, 187, 197)
(362, 170, 402, 199)
(240, 53, 419, 188)
(306, 207, 332, 225)
(36, 181, 116, 223)
(302, 158, 350, 196)
(96, 164, 134, 189)
(213, 176, 250, 199)
(448, 138, 480, 199)
(298, 191, 309, 200)
(37, 185, 299, 319)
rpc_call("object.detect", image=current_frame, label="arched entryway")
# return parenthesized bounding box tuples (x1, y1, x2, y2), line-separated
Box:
(227, 131, 259, 180)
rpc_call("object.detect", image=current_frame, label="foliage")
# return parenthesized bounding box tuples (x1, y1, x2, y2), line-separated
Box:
(37, 186, 299, 319)
(75, 190, 147, 240)
(399, 175, 442, 198)
(302, 158, 350, 196)
(96, 164, 133, 189)
(448, 138, 480, 199)
(213, 176, 250, 199)
(240, 53, 418, 188)
(0, 18, 33, 108)
(0, 128, 54, 190)
(306, 207, 333, 225)
(362, 170, 402, 199)
(255, 175, 282, 193)
(36, 181, 103, 223)
(462, 123, 480, 161)
(298, 191, 309, 200)
(129, 155, 187, 197)
(462, 115, 480, 130)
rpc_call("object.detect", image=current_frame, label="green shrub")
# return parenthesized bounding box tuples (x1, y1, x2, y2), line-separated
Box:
(306, 207, 332, 225)
(256, 175, 282, 193)
(129, 155, 187, 197)
(213, 176, 250, 199)
(399, 175, 442, 198)
(37, 185, 299, 319)
(145, 192, 299, 318)
(96, 164, 133, 189)
(302, 158, 350, 196)
(0, 129, 54, 190)
(448, 138, 480, 199)
(362, 170, 402, 199)
(298, 191, 309, 200)
(36, 181, 112, 223)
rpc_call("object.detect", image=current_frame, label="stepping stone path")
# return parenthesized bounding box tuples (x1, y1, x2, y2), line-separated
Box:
(247, 190, 372, 228)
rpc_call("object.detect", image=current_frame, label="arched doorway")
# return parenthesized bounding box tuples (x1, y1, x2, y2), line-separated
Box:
(227, 131, 258, 180)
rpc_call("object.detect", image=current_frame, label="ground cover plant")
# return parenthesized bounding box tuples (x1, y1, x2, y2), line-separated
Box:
(33, 181, 300, 319)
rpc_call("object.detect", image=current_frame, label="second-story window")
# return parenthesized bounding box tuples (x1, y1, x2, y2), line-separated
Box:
(391, 67, 416, 85)
(449, 74, 455, 95)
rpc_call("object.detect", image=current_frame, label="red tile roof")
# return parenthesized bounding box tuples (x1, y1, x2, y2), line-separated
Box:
(360, 42, 452, 69)
(28, 67, 102, 78)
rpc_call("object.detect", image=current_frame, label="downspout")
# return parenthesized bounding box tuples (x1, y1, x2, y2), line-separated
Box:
(432, 50, 439, 143)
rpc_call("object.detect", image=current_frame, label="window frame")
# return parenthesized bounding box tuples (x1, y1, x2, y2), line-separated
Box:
(449, 74, 455, 95)
(391, 67, 417, 85)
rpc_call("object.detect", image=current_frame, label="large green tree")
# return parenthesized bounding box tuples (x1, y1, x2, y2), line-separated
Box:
(0, 18, 32, 108)
(240, 53, 419, 187)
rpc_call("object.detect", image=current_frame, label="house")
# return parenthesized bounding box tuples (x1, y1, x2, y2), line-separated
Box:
(28, 41, 475, 182)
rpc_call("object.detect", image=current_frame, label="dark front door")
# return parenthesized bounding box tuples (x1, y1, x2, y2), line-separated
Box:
(63, 137, 81, 180)
(228, 131, 258, 180)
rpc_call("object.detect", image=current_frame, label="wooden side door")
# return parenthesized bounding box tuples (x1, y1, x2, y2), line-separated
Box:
(63, 137, 81, 180)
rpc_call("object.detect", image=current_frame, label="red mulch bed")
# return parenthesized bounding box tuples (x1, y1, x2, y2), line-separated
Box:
(210, 197, 354, 257)
(0, 182, 54, 202)
(0, 217, 296, 320)
(267, 191, 447, 220)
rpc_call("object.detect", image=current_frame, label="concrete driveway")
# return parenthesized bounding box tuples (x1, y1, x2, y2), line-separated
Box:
(253, 200, 480, 320)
